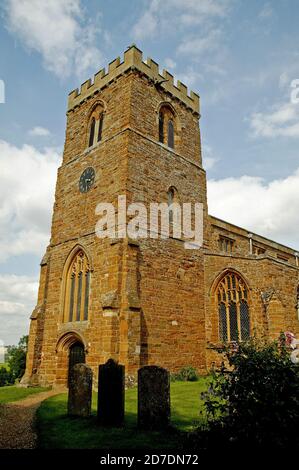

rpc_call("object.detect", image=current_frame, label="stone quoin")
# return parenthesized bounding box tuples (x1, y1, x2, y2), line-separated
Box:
(22, 46, 299, 387)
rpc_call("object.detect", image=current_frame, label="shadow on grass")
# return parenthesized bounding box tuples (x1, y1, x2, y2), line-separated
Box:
(37, 394, 181, 449)
(37, 379, 209, 449)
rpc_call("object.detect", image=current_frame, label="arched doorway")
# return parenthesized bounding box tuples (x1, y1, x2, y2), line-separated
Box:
(68, 342, 85, 386)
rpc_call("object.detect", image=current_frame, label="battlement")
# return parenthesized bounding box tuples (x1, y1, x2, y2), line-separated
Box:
(67, 45, 200, 114)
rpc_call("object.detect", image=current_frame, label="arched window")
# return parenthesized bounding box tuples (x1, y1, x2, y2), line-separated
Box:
(63, 250, 90, 322)
(88, 117, 96, 147)
(87, 103, 105, 148)
(216, 272, 250, 342)
(158, 104, 176, 149)
(168, 120, 174, 148)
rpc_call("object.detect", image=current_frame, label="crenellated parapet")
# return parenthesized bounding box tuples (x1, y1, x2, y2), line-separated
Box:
(67, 45, 200, 114)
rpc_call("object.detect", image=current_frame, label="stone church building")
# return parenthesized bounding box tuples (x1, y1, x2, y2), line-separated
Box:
(23, 46, 299, 387)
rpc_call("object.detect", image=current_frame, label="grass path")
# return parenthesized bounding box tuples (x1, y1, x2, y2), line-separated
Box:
(0, 385, 50, 404)
(0, 388, 59, 449)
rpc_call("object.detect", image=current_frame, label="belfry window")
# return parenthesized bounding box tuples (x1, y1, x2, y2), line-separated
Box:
(87, 104, 105, 148)
(64, 250, 90, 322)
(158, 105, 176, 149)
(216, 272, 250, 342)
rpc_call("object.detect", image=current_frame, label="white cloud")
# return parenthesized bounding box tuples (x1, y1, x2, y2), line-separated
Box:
(132, 0, 231, 40)
(4, 0, 103, 79)
(0, 139, 60, 262)
(0, 274, 38, 345)
(29, 126, 51, 137)
(249, 101, 299, 138)
(176, 67, 203, 88)
(202, 143, 219, 170)
(177, 29, 222, 56)
(207, 169, 299, 248)
(164, 57, 176, 69)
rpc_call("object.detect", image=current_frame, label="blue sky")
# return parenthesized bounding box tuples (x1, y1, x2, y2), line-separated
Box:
(1, 0, 299, 345)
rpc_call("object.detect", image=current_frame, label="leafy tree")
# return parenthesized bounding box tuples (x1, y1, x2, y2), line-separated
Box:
(7, 335, 28, 381)
(0, 366, 14, 386)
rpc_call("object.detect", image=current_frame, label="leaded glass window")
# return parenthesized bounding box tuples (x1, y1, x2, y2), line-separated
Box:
(64, 250, 90, 322)
(216, 272, 250, 342)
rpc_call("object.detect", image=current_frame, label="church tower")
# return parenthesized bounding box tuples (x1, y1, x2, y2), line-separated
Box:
(23, 46, 208, 387)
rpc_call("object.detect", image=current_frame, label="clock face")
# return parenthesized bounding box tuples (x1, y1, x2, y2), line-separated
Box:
(79, 167, 95, 193)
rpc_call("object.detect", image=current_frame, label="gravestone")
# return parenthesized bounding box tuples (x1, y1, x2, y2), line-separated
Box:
(138, 365, 170, 430)
(97, 359, 125, 426)
(67, 363, 93, 417)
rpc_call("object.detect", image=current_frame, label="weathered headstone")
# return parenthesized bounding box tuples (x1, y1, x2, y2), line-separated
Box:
(67, 363, 93, 417)
(97, 359, 125, 426)
(138, 365, 170, 430)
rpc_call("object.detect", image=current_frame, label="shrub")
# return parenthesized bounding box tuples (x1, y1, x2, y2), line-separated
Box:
(174, 366, 199, 382)
(201, 337, 299, 450)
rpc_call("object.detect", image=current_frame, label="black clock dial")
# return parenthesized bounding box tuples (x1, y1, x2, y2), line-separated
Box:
(79, 167, 95, 193)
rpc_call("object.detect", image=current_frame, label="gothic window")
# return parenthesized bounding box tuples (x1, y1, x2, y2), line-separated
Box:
(158, 105, 176, 149)
(87, 104, 105, 148)
(216, 272, 250, 342)
(88, 117, 96, 147)
(168, 120, 174, 148)
(64, 250, 90, 322)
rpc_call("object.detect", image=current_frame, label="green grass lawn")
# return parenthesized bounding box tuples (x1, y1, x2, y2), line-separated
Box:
(0, 386, 50, 404)
(37, 378, 210, 449)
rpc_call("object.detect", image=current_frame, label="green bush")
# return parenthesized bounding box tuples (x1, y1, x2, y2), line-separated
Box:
(0, 366, 14, 387)
(201, 337, 299, 450)
(173, 366, 199, 382)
